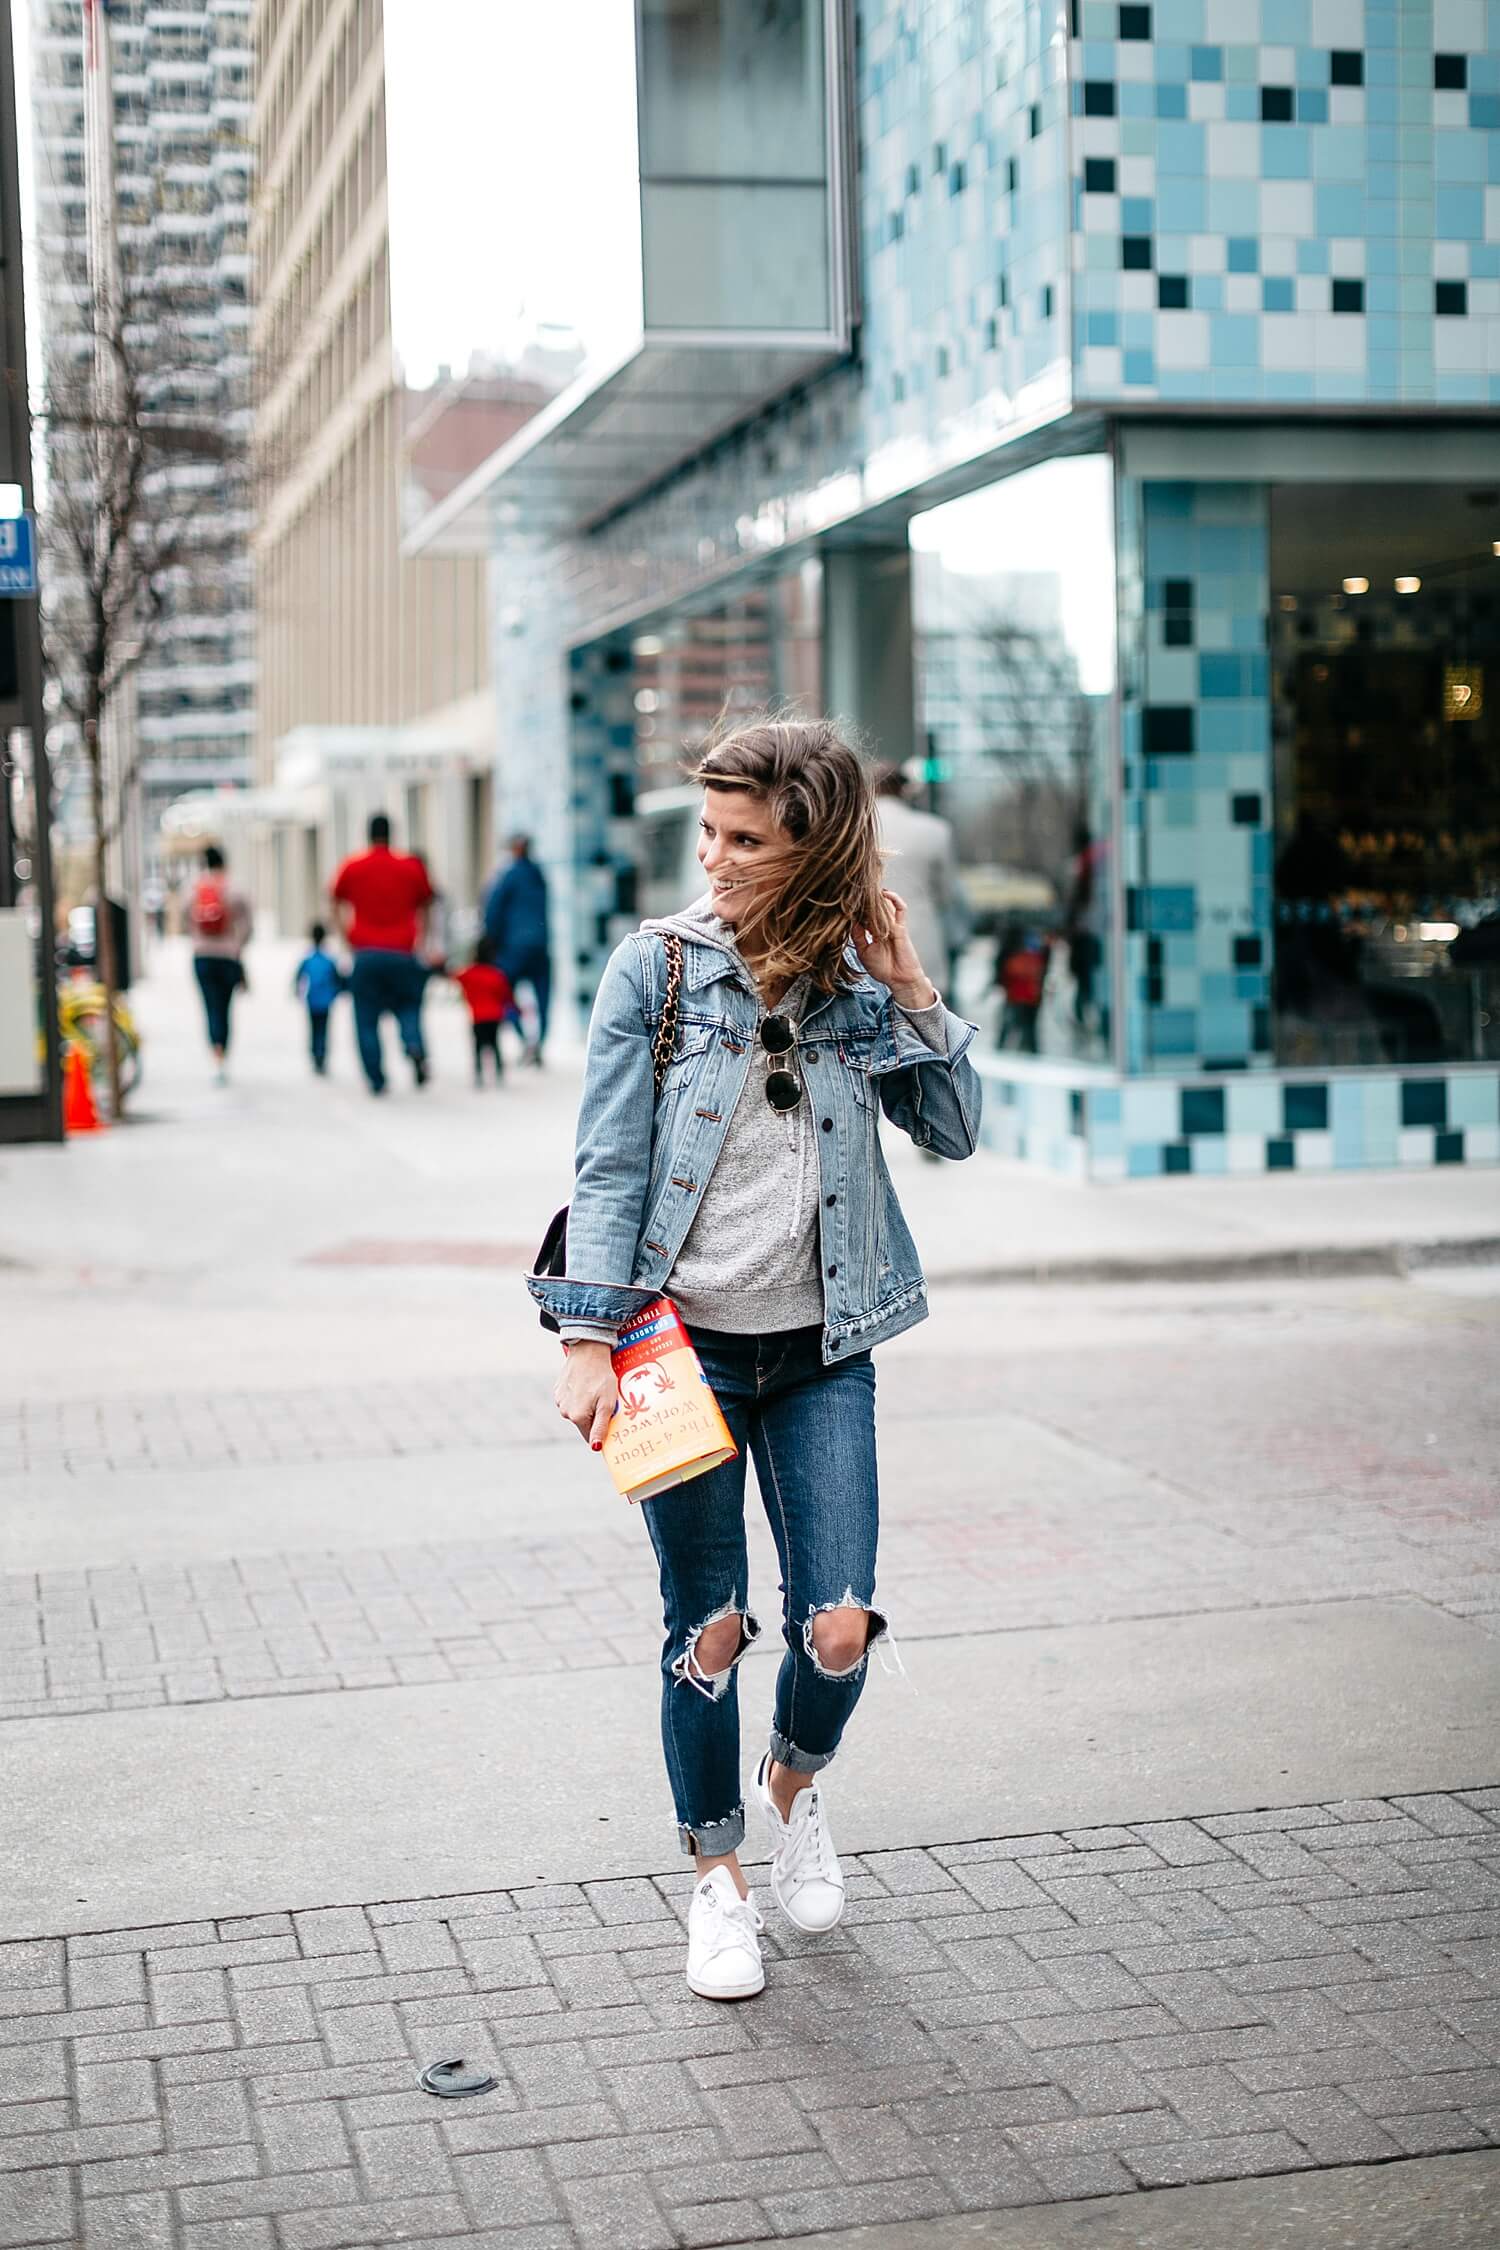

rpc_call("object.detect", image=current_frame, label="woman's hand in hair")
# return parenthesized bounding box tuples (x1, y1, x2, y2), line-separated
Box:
(555, 1341, 619, 1451)
(855, 891, 939, 1010)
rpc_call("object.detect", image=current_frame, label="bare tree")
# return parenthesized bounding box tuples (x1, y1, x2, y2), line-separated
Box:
(39, 281, 247, 1115)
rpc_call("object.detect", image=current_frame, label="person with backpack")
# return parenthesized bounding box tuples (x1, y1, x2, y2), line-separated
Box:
(531, 717, 981, 2003)
(189, 845, 252, 1083)
(291, 922, 344, 1076)
(994, 923, 1051, 1053)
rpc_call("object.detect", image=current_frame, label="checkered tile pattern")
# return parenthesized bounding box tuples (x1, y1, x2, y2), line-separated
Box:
(1069, 0, 1500, 408)
(977, 1055, 1500, 1173)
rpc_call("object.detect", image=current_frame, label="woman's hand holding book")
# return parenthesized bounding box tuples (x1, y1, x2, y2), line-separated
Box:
(555, 1342, 619, 1452)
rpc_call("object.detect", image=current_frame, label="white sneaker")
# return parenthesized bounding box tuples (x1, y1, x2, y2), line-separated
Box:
(685, 1867, 765, 2000)
(754, 1753, 846, 1933)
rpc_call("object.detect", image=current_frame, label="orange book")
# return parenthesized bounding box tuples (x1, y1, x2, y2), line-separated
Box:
(601, 1298, 737, 1503)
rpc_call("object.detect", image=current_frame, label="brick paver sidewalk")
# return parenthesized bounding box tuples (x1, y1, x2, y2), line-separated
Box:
(3, 1792, 1498, 2250)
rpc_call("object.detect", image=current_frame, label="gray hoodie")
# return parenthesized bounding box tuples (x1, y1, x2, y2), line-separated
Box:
(560, 895, 948, 1345)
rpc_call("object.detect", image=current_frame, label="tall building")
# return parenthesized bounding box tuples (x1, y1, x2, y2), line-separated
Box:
(410, 0, 1500, 1182)
(29, 0, 256, 842)
(249, 0, 552, 936)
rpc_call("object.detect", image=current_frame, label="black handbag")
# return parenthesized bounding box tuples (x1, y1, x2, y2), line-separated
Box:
(532, 932, 684, 1333)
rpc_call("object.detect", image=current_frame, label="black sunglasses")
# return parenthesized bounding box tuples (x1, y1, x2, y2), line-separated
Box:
(760, 1013, 801, 1113)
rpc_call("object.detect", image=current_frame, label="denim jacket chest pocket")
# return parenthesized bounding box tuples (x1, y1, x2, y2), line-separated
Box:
(830, 1030, 881, 1115)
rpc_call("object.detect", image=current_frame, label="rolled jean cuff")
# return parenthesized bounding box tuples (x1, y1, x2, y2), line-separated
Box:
(678, 1806, 745, 1857)
(768, 1728, 837, 1776)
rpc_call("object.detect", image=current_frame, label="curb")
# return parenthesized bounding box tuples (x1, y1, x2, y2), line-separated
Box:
(930, 1235, 1500, 1288)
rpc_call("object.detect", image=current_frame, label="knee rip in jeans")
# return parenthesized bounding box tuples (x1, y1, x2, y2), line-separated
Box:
(804, 1593, 889, 1681)
(671, 1601, 762, 1702)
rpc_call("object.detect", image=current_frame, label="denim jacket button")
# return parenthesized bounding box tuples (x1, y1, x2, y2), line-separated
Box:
(821, 1117, 833, 1132)
(825, 1193, 837, 1207)
(827, 1264, 838, 1278)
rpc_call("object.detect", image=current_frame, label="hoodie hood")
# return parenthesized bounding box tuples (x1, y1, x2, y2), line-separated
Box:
(639, 892, 879, 1005)
(639, 893, 748, 971)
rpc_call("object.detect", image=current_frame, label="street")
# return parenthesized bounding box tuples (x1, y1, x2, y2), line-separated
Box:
(2, 946, 1499, 2249)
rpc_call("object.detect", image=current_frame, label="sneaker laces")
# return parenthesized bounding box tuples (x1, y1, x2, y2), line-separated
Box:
(783, 1787, 842, 1893)
(697, 1880, 763, 1962)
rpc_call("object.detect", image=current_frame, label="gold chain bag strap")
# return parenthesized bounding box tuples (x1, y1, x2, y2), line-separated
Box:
(533, 933, 685, 1332)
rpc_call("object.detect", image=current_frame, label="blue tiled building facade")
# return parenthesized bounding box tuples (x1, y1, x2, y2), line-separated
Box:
(462, 0, 1500, 1180)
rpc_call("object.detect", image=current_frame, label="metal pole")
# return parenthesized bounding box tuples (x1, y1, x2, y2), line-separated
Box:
(0, 0, 63, 1140)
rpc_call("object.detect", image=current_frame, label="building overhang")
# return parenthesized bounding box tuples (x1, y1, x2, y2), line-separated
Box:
(402, 332, 849, 560)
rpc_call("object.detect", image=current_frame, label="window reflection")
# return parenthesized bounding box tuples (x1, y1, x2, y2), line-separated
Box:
(1271, 484, 1500, 1067)
(631, 563, 824, 918)
(910, 458, 1116, 1062)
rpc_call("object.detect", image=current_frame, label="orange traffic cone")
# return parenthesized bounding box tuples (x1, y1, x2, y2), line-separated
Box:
(63, 1043, 105, 1134)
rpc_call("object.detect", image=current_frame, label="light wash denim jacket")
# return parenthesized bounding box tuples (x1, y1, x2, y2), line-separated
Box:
(528, 912, 982, 1363)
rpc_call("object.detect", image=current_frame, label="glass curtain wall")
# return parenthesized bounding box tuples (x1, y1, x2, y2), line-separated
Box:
(630, 560, 825, 918)
(1270, 484, 1500, 1067)
(910, 457, 1117, 1061)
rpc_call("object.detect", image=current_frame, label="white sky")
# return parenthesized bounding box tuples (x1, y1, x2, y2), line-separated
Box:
(383, 1, 643, 389)
(908, 457, 1118, 695)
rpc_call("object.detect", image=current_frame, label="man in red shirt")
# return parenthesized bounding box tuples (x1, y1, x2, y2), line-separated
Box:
(330, 813, 435, 1093)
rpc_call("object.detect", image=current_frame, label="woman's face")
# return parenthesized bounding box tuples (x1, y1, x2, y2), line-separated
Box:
(697, 788, 791, 925)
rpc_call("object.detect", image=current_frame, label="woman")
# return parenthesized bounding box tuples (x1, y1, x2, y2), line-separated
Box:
(530, 719, 981, 2001)
(188, 844, 252, 1084)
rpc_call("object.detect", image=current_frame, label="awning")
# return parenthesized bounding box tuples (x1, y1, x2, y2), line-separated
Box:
(402, 335, 847, 559)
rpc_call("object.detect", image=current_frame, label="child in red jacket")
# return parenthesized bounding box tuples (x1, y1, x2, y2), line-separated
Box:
(449, 939, 515, 1086)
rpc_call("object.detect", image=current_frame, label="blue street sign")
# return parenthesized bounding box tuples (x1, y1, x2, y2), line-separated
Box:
(0, 515, 37, 597)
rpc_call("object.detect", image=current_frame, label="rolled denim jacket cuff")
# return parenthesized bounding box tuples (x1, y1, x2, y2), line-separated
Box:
(526, 1275, 660, 1327)
(889, 1002, 978, 1070)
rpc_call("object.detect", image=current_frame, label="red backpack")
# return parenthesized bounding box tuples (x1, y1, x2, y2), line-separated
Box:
(190, 876, 230, 939)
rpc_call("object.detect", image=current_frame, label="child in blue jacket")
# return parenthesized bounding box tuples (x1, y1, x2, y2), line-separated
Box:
(292, 923, 345, 1074)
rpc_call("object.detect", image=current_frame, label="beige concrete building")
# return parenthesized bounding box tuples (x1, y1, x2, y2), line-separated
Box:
(248, 0, 546, 934)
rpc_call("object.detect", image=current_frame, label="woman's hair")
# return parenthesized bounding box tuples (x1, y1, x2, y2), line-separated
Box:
(692, 715, 890, 993)
(204, 844, 226, 871)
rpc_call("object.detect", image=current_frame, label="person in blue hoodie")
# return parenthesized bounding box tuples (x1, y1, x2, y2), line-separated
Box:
(292, 922, 344, 1075)
(482, 835, 551, 1065)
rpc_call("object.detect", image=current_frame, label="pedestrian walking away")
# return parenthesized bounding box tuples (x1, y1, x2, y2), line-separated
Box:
(873, 763, 969, 1003)
(292, 922, 344, 1075)
(188, 844, 252, 1083)
(483, 834, 551, 1064)
(330, 813, 435, 1094)
(530, 717, 982, 2003)
(448, 938, 515, 1086)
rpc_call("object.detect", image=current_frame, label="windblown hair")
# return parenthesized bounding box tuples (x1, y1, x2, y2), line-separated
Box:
(693, 715, 891, 994)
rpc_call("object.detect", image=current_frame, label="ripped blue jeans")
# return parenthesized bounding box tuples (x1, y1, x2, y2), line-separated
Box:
(641, 1324, 885, 1857)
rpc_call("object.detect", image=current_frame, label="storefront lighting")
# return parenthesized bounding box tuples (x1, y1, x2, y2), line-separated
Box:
(1444, 664, 1483, 721)
(633, 688, 660, 714)
(1395, 576, 1421, 594)
(1493, 542, 1500, 557)
(632, 635, 665, 658)
(1277, 594, 1298, 611)
(1342, 576, 1369, 595)
(1419, 922, 1460, 942)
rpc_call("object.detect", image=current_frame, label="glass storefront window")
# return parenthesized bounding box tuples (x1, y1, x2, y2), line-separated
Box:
(1271, 484, 1500, 1067)
(628, 561, 825, 917)
(909, 457, 1117, 1062)
(637, 0, 834, 334)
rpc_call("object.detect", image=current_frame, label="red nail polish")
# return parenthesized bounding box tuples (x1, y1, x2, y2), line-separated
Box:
(591, 1442, 602, 1452)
